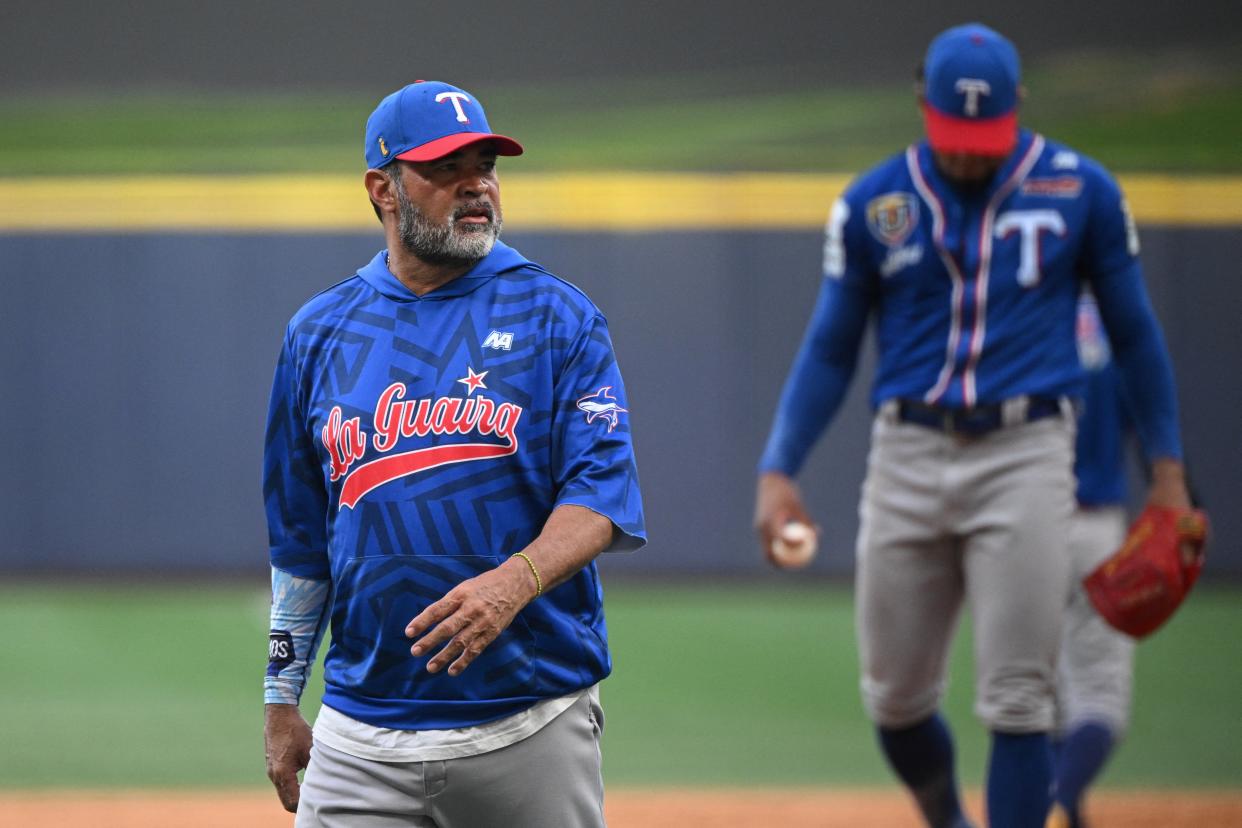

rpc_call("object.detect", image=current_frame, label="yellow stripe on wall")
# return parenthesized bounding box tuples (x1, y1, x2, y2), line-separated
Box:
(1, 173, 1239, 232)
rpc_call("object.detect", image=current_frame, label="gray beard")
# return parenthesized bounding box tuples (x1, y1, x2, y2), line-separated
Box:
(394, 187, 501, 269)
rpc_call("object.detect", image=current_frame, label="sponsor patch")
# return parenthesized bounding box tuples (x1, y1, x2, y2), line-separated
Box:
(482, 330, 514, 350)
(268, 630, 295, 676)
(1021, 177, 1083, 198)
(880, 244, 924, 277)
(866, 192, 919, 247)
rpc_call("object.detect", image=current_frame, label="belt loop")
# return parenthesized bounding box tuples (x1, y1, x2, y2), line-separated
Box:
(1001, 395, 1030, 427)
(879, 399, 900, 424)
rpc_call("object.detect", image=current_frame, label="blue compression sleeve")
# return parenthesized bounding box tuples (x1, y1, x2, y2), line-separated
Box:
(265, 566, 331, 705)
(1091, 259, 1182, 461)
(759, 275, 871, 476)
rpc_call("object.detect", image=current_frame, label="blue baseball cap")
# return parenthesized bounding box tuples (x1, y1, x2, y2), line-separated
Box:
(922, 23, 1021, 156)
(364, 80, 523, 169)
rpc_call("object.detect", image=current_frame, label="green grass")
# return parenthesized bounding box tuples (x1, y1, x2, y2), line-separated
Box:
(0, 581, 1239, 789)
(2, 47, 1240, 175)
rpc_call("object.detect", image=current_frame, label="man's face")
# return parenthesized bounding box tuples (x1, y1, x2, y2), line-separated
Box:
(390, 142, 503, 267)
(931, 150, 1006, 190)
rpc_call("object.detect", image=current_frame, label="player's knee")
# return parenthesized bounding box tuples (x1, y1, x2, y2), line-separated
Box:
(975, 668, 1056, 731)
(861, 678, 942, 728)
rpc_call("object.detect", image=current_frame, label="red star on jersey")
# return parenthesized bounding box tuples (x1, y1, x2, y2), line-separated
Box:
(457, 366, 488, 395)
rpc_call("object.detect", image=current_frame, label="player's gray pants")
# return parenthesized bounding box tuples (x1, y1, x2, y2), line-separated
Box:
(295, 692, 606, 828)
(856, 407, 1076, 733)
(1056, 506, 1134, 736)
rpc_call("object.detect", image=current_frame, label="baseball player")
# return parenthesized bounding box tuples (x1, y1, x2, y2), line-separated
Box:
(1048, 294, 1135, 828)
(754, 23, 1191, 828)
(262, 80, 645, 827)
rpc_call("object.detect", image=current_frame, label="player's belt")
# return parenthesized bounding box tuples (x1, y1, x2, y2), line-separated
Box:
(895, 397, 1064, 436)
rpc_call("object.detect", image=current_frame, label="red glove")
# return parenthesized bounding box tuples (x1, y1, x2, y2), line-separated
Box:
(1083, 505, 1209, 639)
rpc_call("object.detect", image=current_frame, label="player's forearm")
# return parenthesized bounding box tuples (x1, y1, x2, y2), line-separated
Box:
(265, 567, 332, 706)
(500, 504, 613, 600)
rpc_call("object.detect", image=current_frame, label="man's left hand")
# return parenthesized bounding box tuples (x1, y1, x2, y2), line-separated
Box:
(405, 557, 538, 676)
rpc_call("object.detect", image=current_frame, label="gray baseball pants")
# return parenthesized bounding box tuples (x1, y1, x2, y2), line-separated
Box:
(295, 692, 606, 828)
(1056, 506, 1134, 736)
(856, 406, 1076, 733)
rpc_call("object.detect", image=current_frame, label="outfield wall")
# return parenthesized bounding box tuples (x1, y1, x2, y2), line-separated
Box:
(1, 178, 1238, 576)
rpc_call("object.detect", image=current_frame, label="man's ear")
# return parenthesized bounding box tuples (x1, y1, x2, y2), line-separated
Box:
(365, 167, 397, 221)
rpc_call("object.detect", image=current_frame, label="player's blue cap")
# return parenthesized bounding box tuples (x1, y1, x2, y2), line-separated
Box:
(364, 81, 523, 169)
(922, 23, 1021, 157)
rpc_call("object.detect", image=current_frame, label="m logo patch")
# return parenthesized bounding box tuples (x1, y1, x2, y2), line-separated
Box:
(866, 192, 919, 247)
(482, 330, 514, 351)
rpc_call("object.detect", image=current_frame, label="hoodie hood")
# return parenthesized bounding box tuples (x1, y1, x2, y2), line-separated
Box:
(356, 240, 531, 302)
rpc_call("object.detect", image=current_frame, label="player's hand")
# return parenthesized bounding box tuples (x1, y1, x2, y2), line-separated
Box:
(405, 558, 536, 676)
(264, 703, 312, 813)
(754, 471, 817, 566)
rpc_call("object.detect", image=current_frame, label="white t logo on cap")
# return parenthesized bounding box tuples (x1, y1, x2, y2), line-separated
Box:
(955, 78, 991, 117)
(435, 91, 472, 123)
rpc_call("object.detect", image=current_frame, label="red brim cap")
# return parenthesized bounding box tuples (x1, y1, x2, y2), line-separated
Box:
(395, 132, 524, 162)
(922, 104, 1018, 157)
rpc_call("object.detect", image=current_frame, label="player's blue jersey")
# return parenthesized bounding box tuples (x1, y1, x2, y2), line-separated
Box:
(264, 241, 646, 730)
(761, 129, 1181, 476)
(836, 129, 1135, 407)
(1074, 294, 1129, 507)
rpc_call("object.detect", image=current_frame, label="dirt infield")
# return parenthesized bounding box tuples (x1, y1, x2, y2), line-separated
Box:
(2, 788, 1240, 827)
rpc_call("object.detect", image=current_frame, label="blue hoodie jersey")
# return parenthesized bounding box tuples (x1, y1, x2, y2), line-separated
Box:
(761, 129, 1181, 476)
(264, 241, 645, 730)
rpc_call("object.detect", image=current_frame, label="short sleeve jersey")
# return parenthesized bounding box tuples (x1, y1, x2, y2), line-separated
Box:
(264, 241, 645, 730)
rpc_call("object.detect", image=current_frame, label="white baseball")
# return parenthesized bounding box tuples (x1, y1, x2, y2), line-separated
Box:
(771, 521, 818, 568)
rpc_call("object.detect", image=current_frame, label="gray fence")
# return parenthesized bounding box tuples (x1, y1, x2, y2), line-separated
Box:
(1, 227, 1238, 576)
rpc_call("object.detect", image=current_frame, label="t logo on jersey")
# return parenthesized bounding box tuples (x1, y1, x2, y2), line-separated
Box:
(577, 386, 628, 433)
(482, 330, 514, 351)
(435, 91, 472, 123)
(995, 209, 1067, 287)
(955, 78, 991, 117)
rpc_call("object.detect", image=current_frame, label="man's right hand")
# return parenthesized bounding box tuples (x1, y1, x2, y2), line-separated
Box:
(754, 471, 816, 566)
(264, 703, 312, 813)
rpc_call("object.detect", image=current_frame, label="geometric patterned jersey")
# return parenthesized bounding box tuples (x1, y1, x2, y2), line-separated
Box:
(264, 241, 646, 729)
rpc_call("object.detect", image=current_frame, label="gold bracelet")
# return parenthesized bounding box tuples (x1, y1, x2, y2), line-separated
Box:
(511, 552, 543, 597)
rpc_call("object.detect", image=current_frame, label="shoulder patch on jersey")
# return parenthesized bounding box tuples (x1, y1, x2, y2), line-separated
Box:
(823, 198, 849, 278)
(1051, 150, 1079, 170)
(1021, 176, 1083, 198)
(865, 192, 919, 247)
(577, 386, 628, 433)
